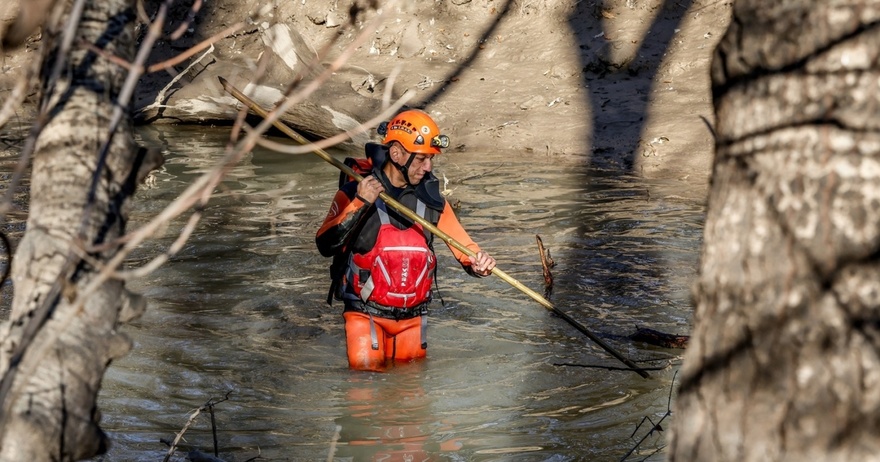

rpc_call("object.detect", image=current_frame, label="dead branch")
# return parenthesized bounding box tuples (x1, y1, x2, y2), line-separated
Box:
(137, 43, 217, 115)
(535, 234, 554, 298)
(619, 371, 678, 461)
(629, 326, 689, 349)
(553, 361, 670, 373)
(162, 392, 232, 462)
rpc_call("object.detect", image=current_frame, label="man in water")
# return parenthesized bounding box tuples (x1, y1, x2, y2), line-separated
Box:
(316, 109, 496, 371)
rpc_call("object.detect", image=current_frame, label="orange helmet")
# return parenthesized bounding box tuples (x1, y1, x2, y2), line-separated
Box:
(379, 109, 450, 155)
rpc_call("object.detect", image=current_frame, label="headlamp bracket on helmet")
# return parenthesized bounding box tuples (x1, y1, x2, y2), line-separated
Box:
(431, 134, 450, 149)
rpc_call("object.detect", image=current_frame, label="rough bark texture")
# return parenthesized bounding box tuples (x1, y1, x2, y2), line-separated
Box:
(670, 1, 880, 461)
(0, 0, 148, 459)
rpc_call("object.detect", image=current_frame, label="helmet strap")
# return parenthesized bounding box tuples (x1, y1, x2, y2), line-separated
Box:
(390, 144, 418, 186)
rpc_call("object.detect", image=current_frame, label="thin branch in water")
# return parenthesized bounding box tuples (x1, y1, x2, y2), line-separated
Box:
(535, 234, 554, 298)
(209, 400, 219, 457)
(163, 392, 232, 462)
(619, 370, 678, 462)
(553, 362, 669, 373)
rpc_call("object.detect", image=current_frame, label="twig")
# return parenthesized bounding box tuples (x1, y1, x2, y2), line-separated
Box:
(553, 362, 668, 373)
(535, 235, 554, 298)
(619, 370, 678, 461)
(136, 44, 216, 115)
(629, 326, 689, 349)
(163, 392, 232, 462)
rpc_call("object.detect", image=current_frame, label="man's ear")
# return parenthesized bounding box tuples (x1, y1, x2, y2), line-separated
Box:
(388, 143, 400, 163)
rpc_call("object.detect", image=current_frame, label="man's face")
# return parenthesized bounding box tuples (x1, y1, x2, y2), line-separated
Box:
(407, 152, 433, 184)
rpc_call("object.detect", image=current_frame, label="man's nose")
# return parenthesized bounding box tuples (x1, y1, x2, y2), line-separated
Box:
(423, 158, 432, 171)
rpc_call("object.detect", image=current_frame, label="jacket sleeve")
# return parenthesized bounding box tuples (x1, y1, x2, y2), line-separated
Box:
(315, 186, 371, 257)
(436, 201, 484, 275)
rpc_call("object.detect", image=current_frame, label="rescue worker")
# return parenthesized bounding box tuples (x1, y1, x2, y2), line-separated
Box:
(316, 109, 496, 371)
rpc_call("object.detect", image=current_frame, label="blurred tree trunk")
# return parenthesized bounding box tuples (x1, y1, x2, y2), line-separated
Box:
(0, 0, 154, 459)
(671, 1, 880, 460)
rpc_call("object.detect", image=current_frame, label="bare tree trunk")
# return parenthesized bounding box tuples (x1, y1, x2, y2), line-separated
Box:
(671, 1, 880, 460)
(0, 0, 154, 459)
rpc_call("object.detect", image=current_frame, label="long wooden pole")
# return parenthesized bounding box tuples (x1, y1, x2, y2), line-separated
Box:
(219, 77, 650, 379)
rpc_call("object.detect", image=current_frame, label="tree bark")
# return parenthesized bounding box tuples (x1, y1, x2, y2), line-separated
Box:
(0, 0, 151, 459)
(671, 1, 880, 461)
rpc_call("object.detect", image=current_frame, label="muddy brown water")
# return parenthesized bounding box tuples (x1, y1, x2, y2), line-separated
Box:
(4, 125, 704, 461)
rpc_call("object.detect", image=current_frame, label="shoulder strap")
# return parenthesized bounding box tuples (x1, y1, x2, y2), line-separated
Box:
(339, 157, 373, 189)
(375, 198, 427, 226)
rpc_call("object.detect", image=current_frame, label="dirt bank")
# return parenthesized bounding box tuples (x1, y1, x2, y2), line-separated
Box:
(0, 0, 731, 189)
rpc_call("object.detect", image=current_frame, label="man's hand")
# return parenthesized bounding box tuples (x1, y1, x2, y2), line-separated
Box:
(469, 251, 496, 276)
(357, 175, 384, 205)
